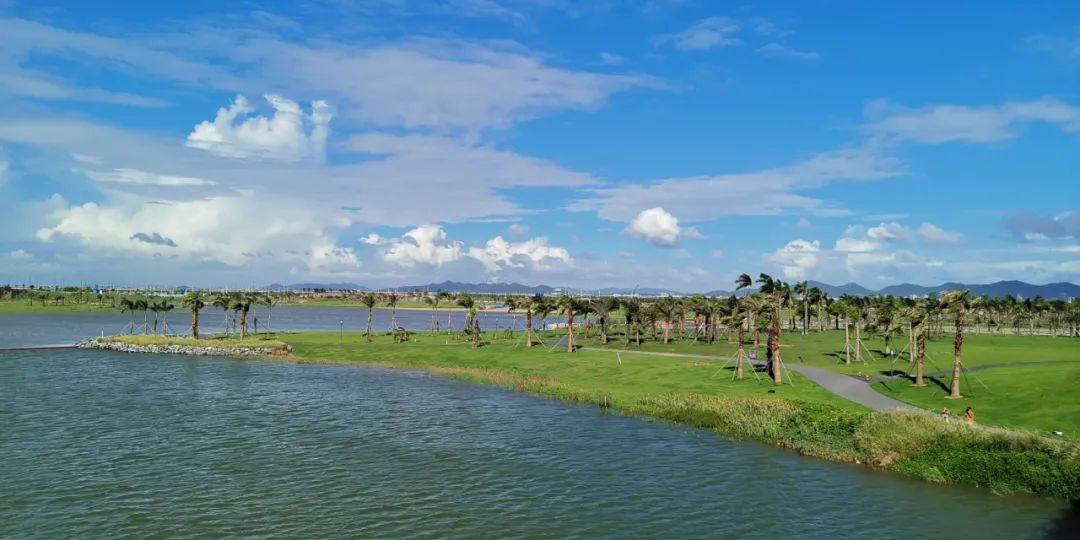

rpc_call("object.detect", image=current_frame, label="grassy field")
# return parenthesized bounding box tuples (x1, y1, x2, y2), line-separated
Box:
(99, 335, 286, 349)
(284, 331, 862, 409)
(273, 330, 1080, 499)
(0, 300, 115, 313)
(874, 364, 1080, 438)
(575, 328, 1078, 373)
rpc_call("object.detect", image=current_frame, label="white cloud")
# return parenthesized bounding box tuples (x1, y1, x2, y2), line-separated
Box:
(711, 249, 724, 259)
(506, 223, 529, 235)
(834, 237, 880, 252)
(467, 236, 573, 272)
(864, 97, 1080, 144)
(794, 217, 811, 228)
(626, 207, 682, 247)
(360, 233, 384, 245)
(186, 94, 332, 161)
(85, 168, 216, 187)
(0, 160, 7, 181)
(8, 249, 31, 260)
(866, 221, 914, 242)
(756, 43, 820, 61)
(35, 192, 355, 272)
(917, 222, 965, 244)
(654, 17, 741, 50)
(572, 145, 901, 222)
(382, 225, 464, 267)
(768, 239, 820, 279)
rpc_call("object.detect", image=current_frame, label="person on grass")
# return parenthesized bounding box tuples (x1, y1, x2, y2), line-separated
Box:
(965, 407, 975, 424)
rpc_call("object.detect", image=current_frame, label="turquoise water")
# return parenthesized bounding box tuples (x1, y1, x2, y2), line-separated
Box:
(1, 349, 1075, 538)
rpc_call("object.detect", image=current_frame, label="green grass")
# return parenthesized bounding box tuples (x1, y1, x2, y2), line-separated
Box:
(874, 364, 1080, 440)
(99, 335, 286, 349)
(0, 300, 116, 313)
(579, 328, 1078, 373)
(275, 330, 1080, 499)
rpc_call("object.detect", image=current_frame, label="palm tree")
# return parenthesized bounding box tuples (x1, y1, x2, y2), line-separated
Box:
(794, 280, 809, 335)
(182, 291, 206, 339)
(360, 293, 377, 338)
(469, 305, 482, 347)
(727, 296, 762, 380)
(135, 299, 149, 334)
(592, 296, 620, 344)
(119, 297, 137, 334)
(212, 294, 232, 336)
(522, 294, 542, 347)
(229, 292, 256, 340)
(557, 294, 579, 352)
(534, 297, 554, 341)
(654, 296, 678, 343)
(941, 290, 980, 399)
(457, 293, 476, 331)
(621, 297, 642, 346)
(385, 292, 399, 330)
(424, 291, 446, 333)
(756, 274, 787, 384)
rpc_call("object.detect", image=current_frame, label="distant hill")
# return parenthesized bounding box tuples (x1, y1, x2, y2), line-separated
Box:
(266, 280, 1079, 299)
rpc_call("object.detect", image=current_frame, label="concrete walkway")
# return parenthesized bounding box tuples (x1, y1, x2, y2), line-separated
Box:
(547, 339, 921, 412)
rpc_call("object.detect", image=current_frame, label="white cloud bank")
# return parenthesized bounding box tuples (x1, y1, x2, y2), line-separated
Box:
(186, 94, 332, 161)
(864, 98, 1080, 144)
(379, 225, 572, 273)
(654, 17, 741, 50)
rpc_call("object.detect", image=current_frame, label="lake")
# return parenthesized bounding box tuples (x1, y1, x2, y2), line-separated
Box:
(0, 316, 1076, 538)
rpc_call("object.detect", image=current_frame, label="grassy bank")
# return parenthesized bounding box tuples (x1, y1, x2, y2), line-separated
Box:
(874, 363, 1080, 438)
(0, 300, 115, 313)
(281, 330, 1080, 500)
(98, 335, 286, 349)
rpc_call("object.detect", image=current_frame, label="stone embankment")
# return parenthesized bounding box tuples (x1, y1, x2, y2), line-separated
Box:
(76, 339, 290, 357)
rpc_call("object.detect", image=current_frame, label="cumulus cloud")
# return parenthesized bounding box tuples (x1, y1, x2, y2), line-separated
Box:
(468, 236, 573, 272)
(654, 17, 741, 50)
(360, 233, 385, 245)
(626, 207, 682, 247)
(36, 193, 356, 271)
(756, 43, 820, 61)
(864, 98, 1080, 144)
(506, 223, 529, 236)
(86, 168, 215, 186)
(866, 221, 914, 242)
(8, 249, 32, 260)
(917, 222, 965, 244)
(186, 94, 332, 161)
(382, 225, 464, 267)
(768, 239, 820, 279)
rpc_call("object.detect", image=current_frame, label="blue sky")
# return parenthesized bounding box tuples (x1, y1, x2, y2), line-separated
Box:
(0, 0, 1077, 290)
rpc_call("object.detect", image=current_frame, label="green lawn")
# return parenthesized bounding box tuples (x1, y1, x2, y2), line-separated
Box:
(0, 300, 116, 313)
(99, 335, 286, 349)
(283, 331, 862, 410)
(576, 328, 1079, 375)
(873, 364, 1080, 440)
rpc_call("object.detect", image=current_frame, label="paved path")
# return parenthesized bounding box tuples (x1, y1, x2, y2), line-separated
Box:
(545, 339, 921, 412)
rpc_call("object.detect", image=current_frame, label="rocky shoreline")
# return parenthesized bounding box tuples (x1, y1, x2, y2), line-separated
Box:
(76, 339, 289, 357)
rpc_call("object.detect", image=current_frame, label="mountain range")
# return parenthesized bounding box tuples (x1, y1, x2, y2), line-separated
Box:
(267, 280, 1080, 299)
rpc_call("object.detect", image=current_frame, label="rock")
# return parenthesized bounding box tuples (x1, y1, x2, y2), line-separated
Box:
(75, 339, 281, 357)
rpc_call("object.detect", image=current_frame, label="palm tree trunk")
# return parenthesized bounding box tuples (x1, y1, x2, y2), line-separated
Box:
(949, 311, 965, 399)
(566, 311, 575, 352)
(770, 313, 782, 384)
(855, 321, 862, 363)
(914, 328, 927, 386)
(844, 316, 851, 365)
(191, 309, 200, 339)
(366, 308, 373, 337)
(526, 309, 534, 347)
(736, 323, 746, 379)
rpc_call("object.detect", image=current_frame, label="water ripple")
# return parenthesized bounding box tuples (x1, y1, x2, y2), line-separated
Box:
(0, 349, 1074, 539)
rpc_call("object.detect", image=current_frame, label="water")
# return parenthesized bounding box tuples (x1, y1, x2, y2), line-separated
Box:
(1, 348, 1075, 538)
(0, 307, 539, 348)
